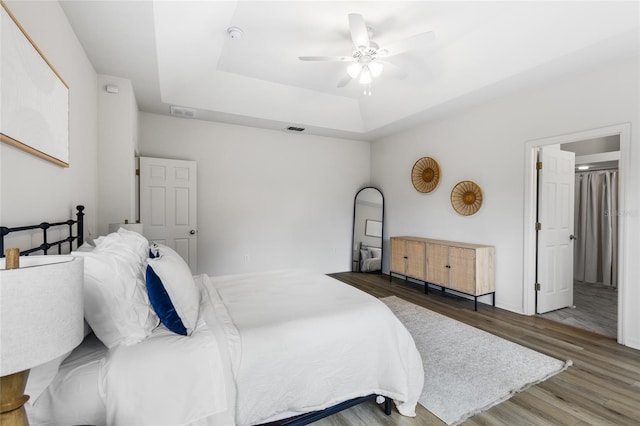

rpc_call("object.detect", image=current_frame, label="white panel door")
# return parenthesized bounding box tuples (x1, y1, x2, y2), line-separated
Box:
(537, 147, 575, 314)
(139, 157, 197, 272)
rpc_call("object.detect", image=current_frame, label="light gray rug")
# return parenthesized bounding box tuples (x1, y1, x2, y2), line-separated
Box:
(382, 296, 572, 425)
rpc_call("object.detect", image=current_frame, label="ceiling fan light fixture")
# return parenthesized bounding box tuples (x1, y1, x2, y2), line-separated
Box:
(368, 61, 383, 77)
(347, 63, 362, 79)
(359, 66, 373, 84)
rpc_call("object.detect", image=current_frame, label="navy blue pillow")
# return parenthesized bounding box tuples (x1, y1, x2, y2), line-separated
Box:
(145, 265, 187, 335)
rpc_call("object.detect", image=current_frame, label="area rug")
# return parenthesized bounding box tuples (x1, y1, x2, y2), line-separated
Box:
(381, 296, 572, 425)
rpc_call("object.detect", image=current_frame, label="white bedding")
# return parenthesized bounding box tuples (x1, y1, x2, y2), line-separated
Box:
(101, 275, 236, 426)
(30, 270, 423, 426)
(361, 256, 382, 272)
(207, 269, 424, 425)
(27, 333, 107, 426)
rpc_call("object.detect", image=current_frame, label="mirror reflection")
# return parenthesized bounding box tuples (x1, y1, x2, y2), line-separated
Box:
(352, 187, 384, 273)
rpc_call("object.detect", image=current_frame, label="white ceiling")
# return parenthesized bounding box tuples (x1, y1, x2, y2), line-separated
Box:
(60, 1, 640, 141)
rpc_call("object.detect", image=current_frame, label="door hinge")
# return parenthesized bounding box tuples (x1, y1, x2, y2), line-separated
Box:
(136, 168, 140, 176)
(537, 161, 543, 170)
(535, 283, 541, 291)
(535, 222, 542, 231)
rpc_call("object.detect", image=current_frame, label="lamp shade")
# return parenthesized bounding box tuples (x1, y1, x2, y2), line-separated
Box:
(368, 61, 383, 77)
(347, 63, 362, 79)
(359, 66, 373, 84)
(108, 223, 143, 234)
(0, 255, 84, 376)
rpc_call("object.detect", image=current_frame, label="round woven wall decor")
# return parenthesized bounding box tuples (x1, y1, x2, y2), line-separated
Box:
(411, 157, 441, 193)
(451, 180, 483, 216)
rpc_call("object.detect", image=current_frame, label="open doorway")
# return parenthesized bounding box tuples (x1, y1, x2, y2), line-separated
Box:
(523, 123, 630, 346)
(538, 136, 619, 338)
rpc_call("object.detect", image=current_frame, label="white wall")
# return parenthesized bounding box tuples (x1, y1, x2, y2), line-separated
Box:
(0, 1, 98, 246)
(372, 57, 640, 349)
(139, 113, 371, 275)
(97, 75, 139, 235)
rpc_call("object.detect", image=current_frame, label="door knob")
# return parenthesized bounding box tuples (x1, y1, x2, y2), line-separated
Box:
(569, 234, 576, 241)
(190, 230, 197, 235)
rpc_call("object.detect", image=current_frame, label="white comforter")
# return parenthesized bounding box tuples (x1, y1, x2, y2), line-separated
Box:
(361, 256, 382, 272)
(101, 275, 236, 426)
(102, 270, 424, 426)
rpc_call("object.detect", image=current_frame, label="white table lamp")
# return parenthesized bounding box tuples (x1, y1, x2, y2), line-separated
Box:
(0, 250, 84, 425)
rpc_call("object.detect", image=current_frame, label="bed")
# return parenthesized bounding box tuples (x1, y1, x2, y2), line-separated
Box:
(358, 243, 382, 272)
(1, 207, 424, 426)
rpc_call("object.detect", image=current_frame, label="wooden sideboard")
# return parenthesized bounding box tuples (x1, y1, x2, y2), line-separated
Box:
(390, 237, 426, 281)
(390, 236, 495, 310)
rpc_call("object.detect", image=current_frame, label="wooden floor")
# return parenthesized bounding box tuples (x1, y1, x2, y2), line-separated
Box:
(315, 272, 640, 426)
(539, 281, 617, 338)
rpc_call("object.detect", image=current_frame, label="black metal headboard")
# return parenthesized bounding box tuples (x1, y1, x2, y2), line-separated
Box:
(0, 205, 85, 256)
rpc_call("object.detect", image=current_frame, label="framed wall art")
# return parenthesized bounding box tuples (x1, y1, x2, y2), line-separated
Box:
(365, 219, 382, 238)
(1, 1, 69, 167)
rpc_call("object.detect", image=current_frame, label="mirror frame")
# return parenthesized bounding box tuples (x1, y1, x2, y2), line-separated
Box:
(352, 186, 384, 273)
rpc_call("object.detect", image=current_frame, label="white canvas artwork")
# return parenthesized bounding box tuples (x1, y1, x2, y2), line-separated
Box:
(365, 219, 382, 237)
(0, 3, 69, 167)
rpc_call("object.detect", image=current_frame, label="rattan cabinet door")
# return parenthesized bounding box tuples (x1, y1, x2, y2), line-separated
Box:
(405, 240, 426, 281)
(448, 247, 476, 294)
(426, 243, 449, 286)
(390, 238, 406, 276)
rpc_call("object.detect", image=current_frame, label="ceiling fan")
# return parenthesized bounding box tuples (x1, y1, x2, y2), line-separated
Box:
(299, 13, 435, 95)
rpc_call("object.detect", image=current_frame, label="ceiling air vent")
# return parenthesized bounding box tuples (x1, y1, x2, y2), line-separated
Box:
(170, 105, 196, 118)
(286, 126, 305, 132)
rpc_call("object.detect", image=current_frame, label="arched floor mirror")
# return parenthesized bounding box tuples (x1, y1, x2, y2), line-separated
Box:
(352, 187, 384, 273)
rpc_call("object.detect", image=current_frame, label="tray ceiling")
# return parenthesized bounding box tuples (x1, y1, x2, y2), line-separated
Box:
(60, 1, 640, 140)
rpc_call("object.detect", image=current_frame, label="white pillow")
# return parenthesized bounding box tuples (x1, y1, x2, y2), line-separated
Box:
(145, 244, 200, 336)
(73, 237, 158, 348)
(360, 248, 371, 261)
(369, 247, 382, 259)
(94, 228, 148, 264)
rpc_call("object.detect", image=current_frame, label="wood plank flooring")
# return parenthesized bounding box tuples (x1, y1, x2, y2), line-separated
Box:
(539, 281, 617, 338)
(315, 272, 640, 425)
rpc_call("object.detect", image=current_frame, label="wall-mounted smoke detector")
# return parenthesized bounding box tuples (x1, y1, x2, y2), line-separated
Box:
(227, 27, 243, 39)
(286, 126, 305, 132)
(170, 105, 196, 118)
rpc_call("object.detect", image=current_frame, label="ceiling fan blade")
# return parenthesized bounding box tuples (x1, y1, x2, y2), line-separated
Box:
(337, 74, 353, 88)
(298, 56, 353, 62)
(348, 13, 369, 49)
(378, 31, 435, 57)
(378, 60, 408, 80)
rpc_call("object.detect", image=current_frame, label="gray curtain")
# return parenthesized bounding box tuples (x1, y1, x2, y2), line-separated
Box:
(574, 170, 618, 287)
